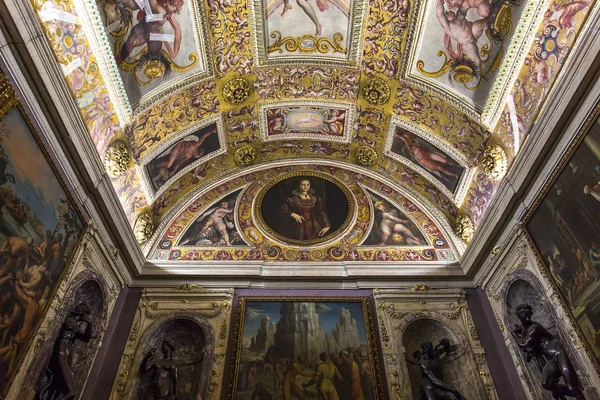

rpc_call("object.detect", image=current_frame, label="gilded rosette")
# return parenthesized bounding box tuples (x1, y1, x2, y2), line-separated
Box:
(481, 145, 508, 180)
(134, 212, 155, 244)
(355, 145, 379, 167)
(234, 145, 257, 165)
(104, 139, 131, 178)
(222, 78, 252, 104)
(361, 77, 390, 105)
(455, 214, 474, 244)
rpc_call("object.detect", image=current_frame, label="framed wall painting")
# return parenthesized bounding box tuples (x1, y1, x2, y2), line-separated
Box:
(224, 291, 386, 400)
(0, 73, 86, 396)
(524, 101, 600, 372)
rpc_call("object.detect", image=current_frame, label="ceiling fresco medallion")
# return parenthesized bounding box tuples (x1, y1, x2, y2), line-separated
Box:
(233, 145, 257, 165)
(384, 116, 474, 204)
(255, 171, 355, 247)
(258, 100, 354, 143)
(249, 0, 366, 65)
(361, 77, 390, 105)
(104, 139, 131, 178)
(222, 78, 252, 104)
(454, 213, 474, 244)
(400, 0, 550, 126)
(149, 164, 459, 262)
(136, 114, 226, 201)
(355, 145, 379, 167)
(77, 0, 212, 119)
(481, 144, 508, 180)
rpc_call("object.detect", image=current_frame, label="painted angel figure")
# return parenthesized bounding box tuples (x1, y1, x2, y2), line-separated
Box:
(280, 0, 329, 35)
(180, 201, 235, 246)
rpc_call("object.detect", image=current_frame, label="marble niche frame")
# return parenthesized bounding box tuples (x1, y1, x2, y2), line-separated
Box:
(223, 289, 387, 400)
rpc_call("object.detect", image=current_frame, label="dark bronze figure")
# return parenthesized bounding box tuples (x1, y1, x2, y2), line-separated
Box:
(512, 303, 586, 400)
(140, 338, 180, 400)
(413, 338, 466, 400)
(37, 303, 93, 400)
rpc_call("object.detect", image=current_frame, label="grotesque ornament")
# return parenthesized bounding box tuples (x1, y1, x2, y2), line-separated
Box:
(361, 77, 390, 105)
(355, 145, 378, 167)
(512, 304, 587, 399)
(134, 212, 155, 244)
(104, 139, 131, 178)
(234, 145, 257, 166)
(481, 145, 508, 181)
(413, 338, 467, 400)
(455, 214, 474, 244)
(222, 78, 251, 104)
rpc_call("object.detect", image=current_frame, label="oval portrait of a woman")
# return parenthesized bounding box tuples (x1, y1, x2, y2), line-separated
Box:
(257, 173, 353, 246)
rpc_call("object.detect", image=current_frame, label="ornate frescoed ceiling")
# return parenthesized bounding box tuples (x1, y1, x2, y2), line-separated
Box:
(27, 0, 596, 268)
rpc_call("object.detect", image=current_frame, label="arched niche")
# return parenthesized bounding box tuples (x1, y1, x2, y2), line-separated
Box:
(26, 270, 109, 398)
(401, 316, 483, 400)
(130, 313, 214, 400)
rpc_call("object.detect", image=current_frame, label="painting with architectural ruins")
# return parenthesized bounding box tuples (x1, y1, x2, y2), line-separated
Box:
(226, 297, 384, 399)
(526, 110, 600, 365)
(0, 106, 85, 395)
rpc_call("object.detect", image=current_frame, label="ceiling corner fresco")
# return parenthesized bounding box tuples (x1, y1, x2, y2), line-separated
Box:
(28, 0, 597, 266)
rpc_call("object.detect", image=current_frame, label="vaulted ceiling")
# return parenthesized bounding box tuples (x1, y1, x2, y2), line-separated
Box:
(28, 0, 595, 266)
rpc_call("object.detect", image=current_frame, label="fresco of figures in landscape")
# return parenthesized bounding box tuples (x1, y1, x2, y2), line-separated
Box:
(261, 0, 356, 60)
(364, 192, 427, 246)
(230, 300, 379, 400)
(265, 106, 348, 141)
(97, 0, 203, 100)
(414, 0, 524, 106)
(178, 190, 243, 246)
(389, 127, 465, 193)
(0, 108, 84, 395)
(526, 114, 600, 361)
(146, 123, 221, 191)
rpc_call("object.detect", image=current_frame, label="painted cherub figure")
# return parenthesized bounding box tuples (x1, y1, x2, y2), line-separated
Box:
(196, 201, 234, 246)
(280, 0, 328, 36)
(436, 0, 489, 73)
(323, 109, 345, 135)
(375, 200, 423, 245)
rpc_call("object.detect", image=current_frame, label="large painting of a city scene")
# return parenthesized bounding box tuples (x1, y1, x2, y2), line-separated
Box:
(233, 300, 378, 399)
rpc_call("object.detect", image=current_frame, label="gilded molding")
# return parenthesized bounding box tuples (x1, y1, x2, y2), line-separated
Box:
(0, 71, 18, 120)
(133, 212, 155, 244)
(233, 145, 257, 165)
(104, 139, 131, 178)
(481, 145, 508, 181)
(361, 77, 390, 105)
(355, 145, 379, 167)
(455, 214, 474, 244)
(222, 78, 251, 104)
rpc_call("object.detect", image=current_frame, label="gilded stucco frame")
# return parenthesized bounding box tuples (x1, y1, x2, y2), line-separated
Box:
(0, 71, 87, 396)
(521, 99, 600, 374)
(254, 170, 356, 247)
(224, 294, 387, 400)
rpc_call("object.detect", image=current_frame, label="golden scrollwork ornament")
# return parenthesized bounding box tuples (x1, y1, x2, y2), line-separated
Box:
(222, 78, 251, 104)
(455, 214, 474, 244)
(234, 145, 257, 165)
(481, 145, 508, 180)
(104, 139, 131, 178)
(355, 145, 378, 167)
(133, 212, 154, 244)
(361, 77, 390, 105)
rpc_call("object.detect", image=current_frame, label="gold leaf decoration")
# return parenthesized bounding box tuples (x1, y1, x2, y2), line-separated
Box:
(361, 77, 390, 105)
(133, 212, 155, 244)
(222, 78, 251, 104)
(104, 139, 131, 178)
(455, 214, 474, 244)
(234, 145, 257, 165)
(481, 145, 508, 180)
(355, 145, 378, 167)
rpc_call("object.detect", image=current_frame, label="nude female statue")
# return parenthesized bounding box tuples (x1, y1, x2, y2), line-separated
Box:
(140, 339, 180, 400)
(512, 303, 586, 400)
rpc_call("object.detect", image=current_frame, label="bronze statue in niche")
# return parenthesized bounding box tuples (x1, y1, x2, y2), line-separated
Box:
(37, 303, 93, 400)
(412, 338, 467, 400)
(512, 303, 586, 400)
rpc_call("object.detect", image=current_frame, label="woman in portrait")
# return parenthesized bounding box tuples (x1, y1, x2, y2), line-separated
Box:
(279, 178, 331, 241)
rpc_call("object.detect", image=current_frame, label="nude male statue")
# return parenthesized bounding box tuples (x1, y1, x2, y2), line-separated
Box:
(413, 339, 466, 400)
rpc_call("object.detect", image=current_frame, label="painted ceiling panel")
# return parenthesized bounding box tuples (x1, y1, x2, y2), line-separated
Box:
(27, 0, 598, 266)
